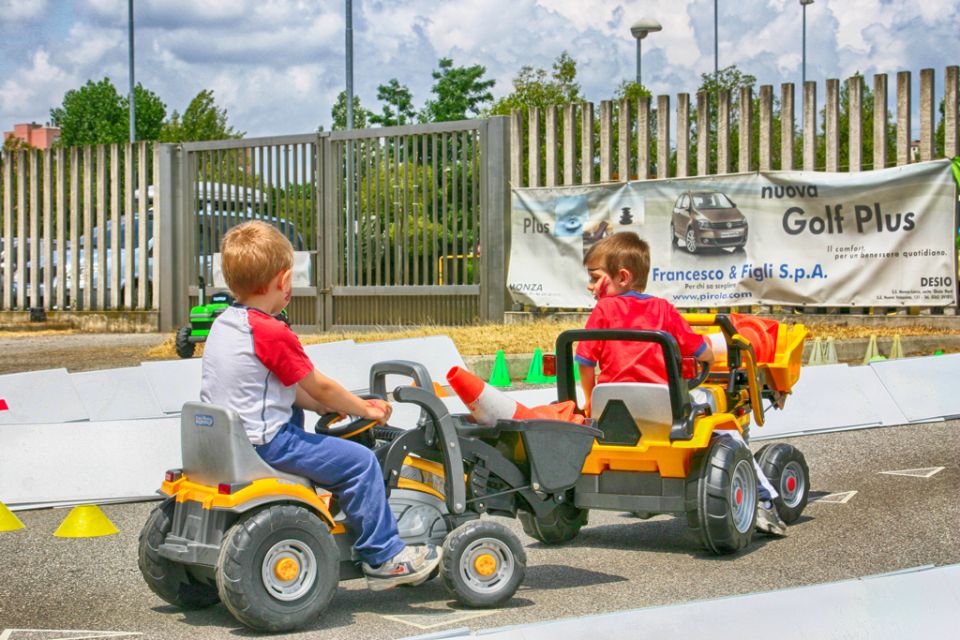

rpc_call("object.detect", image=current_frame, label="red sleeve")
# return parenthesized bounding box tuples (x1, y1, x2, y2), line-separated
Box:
(575, 302, 607, 366)
(248, 311, 315, 386)
(663, 303, 706, 358)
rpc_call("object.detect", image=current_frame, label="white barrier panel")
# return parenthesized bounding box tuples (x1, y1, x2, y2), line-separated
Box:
(407, 564, 960, 640)
(0, 417, 180, 507)
(347, 336, 466, 393)
(754, 364, 883, 440)
(846, 365, 910, 426)
(70, 367, 165, 421)
(869, 353, 960, 422)
(303, 340, 363, 391)
(140, 358, 204, 414)
(0, 368, 88, 425)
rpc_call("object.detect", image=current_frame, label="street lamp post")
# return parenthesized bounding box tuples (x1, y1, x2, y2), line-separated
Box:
(630, 19, 662, 88)
(801, 0, 814, 86)
(128, 0, 135, 143)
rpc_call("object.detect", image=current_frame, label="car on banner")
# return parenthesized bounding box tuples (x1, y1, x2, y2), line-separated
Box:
(670, 190, 748, 254)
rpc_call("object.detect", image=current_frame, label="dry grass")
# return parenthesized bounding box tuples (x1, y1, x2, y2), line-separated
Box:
(143, 319, 960, 360)
(0, 329, 78, 338)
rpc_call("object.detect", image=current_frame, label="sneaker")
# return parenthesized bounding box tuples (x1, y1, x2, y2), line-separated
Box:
(362, 545, 441, 591)
(756, 502, 787, 537)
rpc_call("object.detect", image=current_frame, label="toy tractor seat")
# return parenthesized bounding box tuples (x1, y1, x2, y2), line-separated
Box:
(591, 382, 718, 447)
(180, 401, 312, 489)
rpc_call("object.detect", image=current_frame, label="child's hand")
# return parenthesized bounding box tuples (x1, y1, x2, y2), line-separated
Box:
(363, 399, 392, 425)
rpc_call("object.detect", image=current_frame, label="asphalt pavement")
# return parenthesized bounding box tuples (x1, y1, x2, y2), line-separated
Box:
(1, 419, 957, 639)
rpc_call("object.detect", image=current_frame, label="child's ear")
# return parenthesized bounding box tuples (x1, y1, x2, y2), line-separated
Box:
(617, 268, 633, 287)
(278, 269, 293, 290)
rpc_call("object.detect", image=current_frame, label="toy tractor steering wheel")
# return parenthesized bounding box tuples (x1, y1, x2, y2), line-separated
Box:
(314, 394, 385, 438)
(688, 359, 710, 389)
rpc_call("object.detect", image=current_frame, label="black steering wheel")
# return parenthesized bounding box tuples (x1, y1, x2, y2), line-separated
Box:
(687, 359, 710, 389)
(313, 394, 385, 438)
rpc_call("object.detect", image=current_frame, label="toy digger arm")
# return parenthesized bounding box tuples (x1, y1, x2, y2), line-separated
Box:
(393, 385, 467, 515)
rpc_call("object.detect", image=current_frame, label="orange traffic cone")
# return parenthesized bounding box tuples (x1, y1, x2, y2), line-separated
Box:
(447, 367, 585, 426)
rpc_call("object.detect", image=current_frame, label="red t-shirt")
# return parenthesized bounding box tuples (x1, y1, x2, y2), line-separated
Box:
(575, 292, 706, 384)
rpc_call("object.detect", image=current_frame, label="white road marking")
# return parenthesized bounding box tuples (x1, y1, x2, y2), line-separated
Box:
(813, 491, 858, 504)
(879, 466, 946, 479)
(380, 607, 498, 629)
(0, 631, 141, 640)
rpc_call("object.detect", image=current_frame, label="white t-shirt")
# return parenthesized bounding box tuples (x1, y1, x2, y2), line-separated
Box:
(200, 305, 314, 445)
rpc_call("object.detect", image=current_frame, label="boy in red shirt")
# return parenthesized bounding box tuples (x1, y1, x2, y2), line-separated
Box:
(201, 221, 441, 590)
(575, 232, 786, 536)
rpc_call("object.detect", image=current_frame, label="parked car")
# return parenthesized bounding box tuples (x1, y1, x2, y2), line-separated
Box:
(670, 190, 748, 253)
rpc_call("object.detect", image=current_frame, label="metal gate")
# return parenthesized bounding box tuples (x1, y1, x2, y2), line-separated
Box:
(156, 117, 508, 331)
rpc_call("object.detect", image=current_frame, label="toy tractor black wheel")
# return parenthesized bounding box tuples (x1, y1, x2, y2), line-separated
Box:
(175, 326, 196, 359)
(138, 499, 220, 609)
(686, 436, 757, 554)
(518, 500, 587, 544)
(755, 443, 809, 524)
(216, 504, 338, 633)
(441, 519, 526, 608)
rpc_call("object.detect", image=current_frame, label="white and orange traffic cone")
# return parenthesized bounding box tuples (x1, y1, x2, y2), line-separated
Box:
(446, 366, 584, 426)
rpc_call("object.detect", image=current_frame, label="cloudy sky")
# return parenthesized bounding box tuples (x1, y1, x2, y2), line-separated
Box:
(1, 0, 956, 138)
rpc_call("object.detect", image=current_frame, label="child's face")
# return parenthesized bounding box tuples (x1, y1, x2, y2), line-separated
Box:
(585, 264, 631, 300)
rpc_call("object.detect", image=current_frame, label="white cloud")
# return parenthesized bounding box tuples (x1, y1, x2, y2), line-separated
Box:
(0, 0, 49, 21)
(0, 0, 956, 137)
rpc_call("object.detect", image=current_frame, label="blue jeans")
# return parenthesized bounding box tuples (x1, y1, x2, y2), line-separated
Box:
(255, 410, 405, 566)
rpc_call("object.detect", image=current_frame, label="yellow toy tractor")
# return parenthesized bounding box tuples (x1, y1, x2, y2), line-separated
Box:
(137, 361, 601, 632)
(518, 313, 810, 554)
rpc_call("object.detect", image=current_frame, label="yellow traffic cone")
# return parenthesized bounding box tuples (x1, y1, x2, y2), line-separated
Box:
(824, 337, 839, 364)
(53, 505, 119, 538)
(889, 334, 904, 359)
(0, 501, 25, 532)
(807, 337, 824, 366)
(863, 334, 886, 364)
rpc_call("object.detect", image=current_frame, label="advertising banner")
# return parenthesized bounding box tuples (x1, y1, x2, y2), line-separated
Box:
(508, 160, 957, 308)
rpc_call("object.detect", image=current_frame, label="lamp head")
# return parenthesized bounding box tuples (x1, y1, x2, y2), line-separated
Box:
(630, 18, 662, 40)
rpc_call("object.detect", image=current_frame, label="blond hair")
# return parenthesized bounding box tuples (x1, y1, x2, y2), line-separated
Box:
(220, 221, 293, 298)
(583, 231, 650, 291)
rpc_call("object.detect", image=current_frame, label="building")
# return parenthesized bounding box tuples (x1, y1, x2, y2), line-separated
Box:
(3, 122, 61, 150)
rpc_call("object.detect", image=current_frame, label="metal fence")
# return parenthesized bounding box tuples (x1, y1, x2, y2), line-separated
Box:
(157, 117, 509, 331)
(0, 142, 157, 313)
(3, 65, 956, 323)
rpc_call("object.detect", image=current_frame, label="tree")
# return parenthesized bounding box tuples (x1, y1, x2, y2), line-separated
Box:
(688, 65, 758, 175)
(815, 73, 894, 171)
(369, 79, 416, 127)
(489, 52, 583, 115)
(159, 90, 243, 142)
(613, 80, 651, 101)
(330, 90, 370, 130)
(423, 57, 495, 122)
(50, 77, 165, 146)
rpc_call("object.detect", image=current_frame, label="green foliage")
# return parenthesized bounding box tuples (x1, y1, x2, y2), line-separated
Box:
(50, 77, 165, 145)
(423, 58, 495, 122)
(369, 79, 417, 127)
(489, 52, 583, 115)
(614, 81, 652, 101)
(330, 90, 370, 130)
(815, 73, 895, 171)
(160, 90, 243, 142)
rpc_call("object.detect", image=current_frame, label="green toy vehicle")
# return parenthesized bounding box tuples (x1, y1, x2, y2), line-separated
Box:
(175, 278, 287, 358)
(175, 289, 233, 359)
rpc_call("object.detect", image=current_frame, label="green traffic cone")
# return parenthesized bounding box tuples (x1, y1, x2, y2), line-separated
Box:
(524, 348, 547, 384)
(489, 350, 512, 387)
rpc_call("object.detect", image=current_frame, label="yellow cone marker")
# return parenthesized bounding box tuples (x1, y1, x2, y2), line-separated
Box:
(0, 501, 25, 532)
(53, 505, 119, 538)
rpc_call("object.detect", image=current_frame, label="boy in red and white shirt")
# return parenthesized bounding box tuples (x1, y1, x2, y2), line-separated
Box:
(201, 221, 440, 590)
(575, 232, 786, 536)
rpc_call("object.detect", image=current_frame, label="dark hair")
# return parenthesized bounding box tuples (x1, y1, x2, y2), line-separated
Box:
(583, 231, 650, 291)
